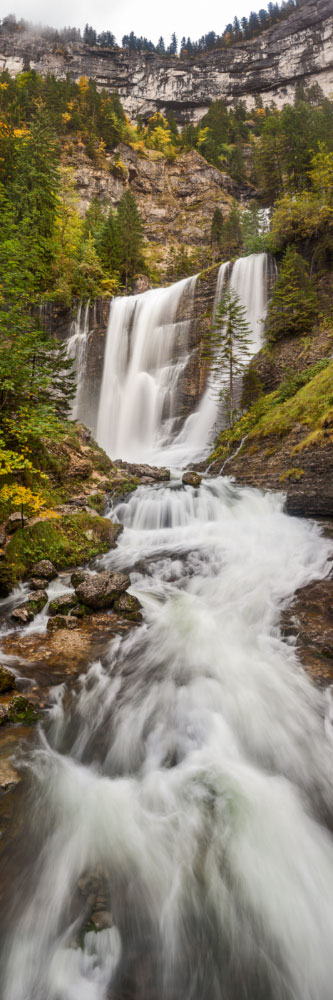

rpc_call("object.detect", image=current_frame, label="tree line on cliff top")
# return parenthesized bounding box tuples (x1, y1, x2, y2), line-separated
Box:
(1, 1, 302, 53)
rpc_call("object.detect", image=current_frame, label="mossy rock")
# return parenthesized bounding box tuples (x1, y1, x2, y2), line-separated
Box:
(0, 513, 116, 594)
(26, 591, 48, 615)
(8, 695, 39, 725)
(114, 593, 142, 623)
(48, 594, 78, 616)
(0, 666, 16, 693)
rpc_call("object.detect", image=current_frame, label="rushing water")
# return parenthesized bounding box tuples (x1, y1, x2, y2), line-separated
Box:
(2, 477, 333, 1000)
(66, 302, 91, 420)
(96, 254, 268, 466)
(2, 254, 333, 1000)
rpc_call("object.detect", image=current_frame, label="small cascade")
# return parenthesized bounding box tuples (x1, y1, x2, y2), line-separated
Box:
(96, 276, 197, 464)
(66, 301, 90, 420)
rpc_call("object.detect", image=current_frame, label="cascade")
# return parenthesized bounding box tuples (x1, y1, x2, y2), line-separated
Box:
(95, 253, 269, 467)
(66, 301, 91, 420)
(2, 477, 333, 1000)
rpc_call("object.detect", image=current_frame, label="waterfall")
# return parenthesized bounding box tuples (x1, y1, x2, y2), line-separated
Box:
(96, 276, 196, 465)
(95, 253, 269, 467)
(66, 301, 90, 420)
(3, 477, 333, 1000)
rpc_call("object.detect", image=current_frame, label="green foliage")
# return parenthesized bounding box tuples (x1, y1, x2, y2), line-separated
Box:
(206, 287, 253, 427)
(2, 512, 113, 588)
(116, 190, 144, 290)
(266, 246, 318, 341)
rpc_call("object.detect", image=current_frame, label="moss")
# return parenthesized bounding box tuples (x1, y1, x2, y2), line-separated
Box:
(210, 359, 333, 467)
(8, 695, 39, 725)
(86, 492, 105, 514)
(279, 468, 304, 484)
(1, 512, 113, 590)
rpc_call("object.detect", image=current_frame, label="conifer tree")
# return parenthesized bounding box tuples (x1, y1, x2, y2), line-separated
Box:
(117, 190, 144, 290)
(266, 246, 318, 341)
(206, 287, 252, 428)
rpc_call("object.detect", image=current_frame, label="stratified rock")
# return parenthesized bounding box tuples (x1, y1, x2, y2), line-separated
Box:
(47, 616, 79, 631)
(48, 594, 78, 617)
(114, 593, 142, 623)
(30, 560, 57, 580)
(8, 695, 39, 724)
(182, 471, 202, 488)
(75, 571, 130, 610)
(114, 460, 170, 482)
(0, 666, 16, 693)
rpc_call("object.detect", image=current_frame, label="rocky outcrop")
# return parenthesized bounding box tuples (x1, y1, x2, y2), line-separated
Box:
(1, 1, 332, 121)
(281, 574, 333, 684)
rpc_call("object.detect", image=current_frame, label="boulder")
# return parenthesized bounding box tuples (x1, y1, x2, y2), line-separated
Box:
(182, 471, 202, 488)
(48, 594, 78, 617)
(0, 666, 16, 693)
(10, 605, 34, 625)
(71, 570, 88, 588)
(75, 571, 130, 610)
(27, 591, 48, 613)
(114, 593, 142, 623)
(47, 616, 79, 631)
(30, 560, 57, 580)
(29, 577, 47, 591)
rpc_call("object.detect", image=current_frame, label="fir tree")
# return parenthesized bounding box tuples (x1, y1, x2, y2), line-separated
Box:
(206, 287, 252, 428)
(266, 246, 318, 341)
(117, 190, 144, 291)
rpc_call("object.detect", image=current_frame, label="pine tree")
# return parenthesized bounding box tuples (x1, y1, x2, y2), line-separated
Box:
(206, 287, 252, 428)
(266, 246, 318, 341)
(117, 190, 144, 291)
(211, 206, 224, 249)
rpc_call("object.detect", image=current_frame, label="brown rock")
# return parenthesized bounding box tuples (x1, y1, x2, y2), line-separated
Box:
(182, 471, 202, 487)
(75, 571, 130, 610)
(0, 666, 16, 693)
(29, 578, 47, 591)
(10, 605, 34, 625)
(114, 593, 142, 622)
(7, 512, 25, 532)
(47, 616, 79, 631)
(91, 910, 113, 931)
(30, 560, 57, 580)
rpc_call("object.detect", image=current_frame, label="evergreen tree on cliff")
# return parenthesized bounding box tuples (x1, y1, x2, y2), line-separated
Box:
(117, 191, 144, 291)
(266, 246, 318, 341)
(206, 287, 252, 428)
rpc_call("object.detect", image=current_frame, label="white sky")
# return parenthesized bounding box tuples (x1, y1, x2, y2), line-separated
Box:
(4, 1, 259, 45)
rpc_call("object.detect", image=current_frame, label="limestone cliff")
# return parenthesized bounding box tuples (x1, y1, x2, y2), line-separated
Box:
(1, 0, 332, 123)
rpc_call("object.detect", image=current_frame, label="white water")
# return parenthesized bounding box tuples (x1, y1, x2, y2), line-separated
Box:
(96, 254, 268, 467)
(3, 254, 333, 1000)
(66, 302, 90, 420)
(96, 276, 196, 465)
(3, 478, 333, 1000)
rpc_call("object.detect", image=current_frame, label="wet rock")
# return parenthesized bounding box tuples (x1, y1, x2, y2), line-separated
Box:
(30, 560, 57, 580)
(0, 756, 20, 791)
(8, 695, 39, 724)
(114, 593, 142, 623)
(91, 910, 113, 931)
(27, 590, 48, 614)
(182, 471, 202, 488)
(0, 666, 16, 693)
(48, 594, 78, 617)
(114, 460, 170, 482)
(29, 577, 47, 591)
(47, 616, 79, 631)
(71, 570, 88, 588)
(75, 571, 130, 610)
(280, 577, 333, 684)
(10, 605, 34, 625)
(7, 512, 26, 532)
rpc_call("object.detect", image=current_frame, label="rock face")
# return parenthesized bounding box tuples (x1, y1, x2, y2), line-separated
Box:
(0, 1, 332, 121)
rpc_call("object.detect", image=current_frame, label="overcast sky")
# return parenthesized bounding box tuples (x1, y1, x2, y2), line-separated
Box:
(5, 1, 259, 45)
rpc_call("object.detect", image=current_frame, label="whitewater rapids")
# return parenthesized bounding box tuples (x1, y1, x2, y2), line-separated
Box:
(3, 476, 333, 1000)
